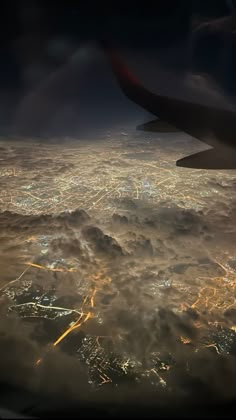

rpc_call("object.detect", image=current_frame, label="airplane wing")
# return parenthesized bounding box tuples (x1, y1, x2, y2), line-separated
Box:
(137, 119, 180, 133)
(101, 42, 236, 169)
(176, 147, 236, 169)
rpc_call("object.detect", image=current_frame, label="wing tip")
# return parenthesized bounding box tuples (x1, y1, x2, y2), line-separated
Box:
(176, 149, 236, 170)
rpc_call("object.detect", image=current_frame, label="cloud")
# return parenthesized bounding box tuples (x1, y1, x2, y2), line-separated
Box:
(189, 14, 236, 104)
(1, 192, 236, 406)
(37, 348, 90, 400)
(0, 311, 91, 404)
(82, 225, 124, 257)
(0, 208, 90, 234)
(0, 313, 39, 390)
(50, 235, 88, 259)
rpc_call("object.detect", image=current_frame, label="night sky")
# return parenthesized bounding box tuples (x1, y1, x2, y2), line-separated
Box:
(0, 0, 236, 138)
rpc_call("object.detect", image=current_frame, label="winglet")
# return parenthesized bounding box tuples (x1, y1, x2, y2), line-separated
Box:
(100, 40, 141, 87)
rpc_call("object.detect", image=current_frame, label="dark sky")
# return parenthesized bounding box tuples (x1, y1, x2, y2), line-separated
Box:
(0, 0, 236, 138)
(0, 1, 233, 43)
(0, 2, 227, 48)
